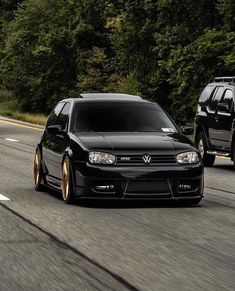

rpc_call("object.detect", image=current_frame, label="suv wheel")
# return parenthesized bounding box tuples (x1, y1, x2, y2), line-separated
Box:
(196, 132, 215, 167)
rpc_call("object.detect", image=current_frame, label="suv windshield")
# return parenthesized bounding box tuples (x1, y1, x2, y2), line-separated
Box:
(73, 102, 177, 133)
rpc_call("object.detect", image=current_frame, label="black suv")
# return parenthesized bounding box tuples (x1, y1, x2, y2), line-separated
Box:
(34, 93, 203, 204)
(195, 76, 235, 167)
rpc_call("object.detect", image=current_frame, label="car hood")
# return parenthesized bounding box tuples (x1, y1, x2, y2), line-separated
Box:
(72, 132, 195, 153)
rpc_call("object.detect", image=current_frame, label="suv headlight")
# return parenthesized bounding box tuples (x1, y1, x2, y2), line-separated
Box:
(176, 151, 199, 164)
(89, 151, 116, 165)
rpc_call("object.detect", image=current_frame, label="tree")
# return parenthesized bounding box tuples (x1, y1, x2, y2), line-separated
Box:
(1, 0, 80, 112)
(0, 0, 235, 123)
(166, 29, 235, 123)
(218, 0, 235, 31)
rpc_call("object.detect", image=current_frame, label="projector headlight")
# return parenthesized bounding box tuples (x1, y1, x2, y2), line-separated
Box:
(89, 152, 116, 165)
(176, 151, 199, 164)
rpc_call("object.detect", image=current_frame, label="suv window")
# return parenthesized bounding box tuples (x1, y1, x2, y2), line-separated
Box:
(208, 86, 224, 111)
(199, 85, 215, 103)
(47, 102, 65, 127)
(221, 89, 234, 111)
(57, 102, 71, 131)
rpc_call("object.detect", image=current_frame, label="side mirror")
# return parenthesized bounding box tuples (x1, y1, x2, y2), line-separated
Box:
(218, 102, 229, 113)
(181, 126, 194, 136)
(47, 125, 62, 135)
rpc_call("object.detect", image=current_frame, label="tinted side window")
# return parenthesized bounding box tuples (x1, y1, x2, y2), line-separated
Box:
(199, 85, 215, 103)
(46, 102, 64, 127)
(57, 102, 71, 131)
(208, 87, 224, 111)
(222, 89, 234, 111)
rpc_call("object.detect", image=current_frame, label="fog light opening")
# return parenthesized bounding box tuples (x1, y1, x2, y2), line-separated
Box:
(178, 184, 192, 191)
(94, 184, 115, 192)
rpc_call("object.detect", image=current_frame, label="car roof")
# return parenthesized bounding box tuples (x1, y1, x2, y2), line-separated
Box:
(214, 76, 235, 83)
(207, 82, 235, 88)
(210, 76, 235, 87)
(80, 93, 142, 100)
(60, 93, 157, 105)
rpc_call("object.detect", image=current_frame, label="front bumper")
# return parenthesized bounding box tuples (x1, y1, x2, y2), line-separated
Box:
(72, 162, 204, 200)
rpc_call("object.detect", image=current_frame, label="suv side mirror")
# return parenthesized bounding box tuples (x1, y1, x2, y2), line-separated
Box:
(180, 126, 194, 136)
(218, 102, 229, 113)
(47, 125, 62, 135)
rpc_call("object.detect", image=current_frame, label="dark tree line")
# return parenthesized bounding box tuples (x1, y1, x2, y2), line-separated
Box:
(0, 0, 234, 123)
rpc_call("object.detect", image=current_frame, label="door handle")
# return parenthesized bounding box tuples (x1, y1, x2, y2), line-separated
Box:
(215, 117, 219, 122)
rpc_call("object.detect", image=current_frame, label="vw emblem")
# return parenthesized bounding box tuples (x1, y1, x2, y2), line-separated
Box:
(143, 154, 152, 164)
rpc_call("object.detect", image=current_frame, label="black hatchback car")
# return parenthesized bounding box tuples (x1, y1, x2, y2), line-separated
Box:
(34, 93, 203, 204)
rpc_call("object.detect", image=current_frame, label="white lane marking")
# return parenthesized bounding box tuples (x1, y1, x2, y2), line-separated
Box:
(4, 138, 19, 142)
(0, 194, 10, 201)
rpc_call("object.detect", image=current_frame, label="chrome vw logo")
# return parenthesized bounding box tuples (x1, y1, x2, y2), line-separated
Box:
(143, 154, 152, 164)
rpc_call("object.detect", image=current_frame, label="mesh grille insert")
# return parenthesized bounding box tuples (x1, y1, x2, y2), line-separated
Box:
(123, 180, 170, 194)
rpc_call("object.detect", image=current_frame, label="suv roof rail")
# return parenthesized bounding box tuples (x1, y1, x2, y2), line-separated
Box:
(80, 93, 142, 100)
(214, 76, 235, 83)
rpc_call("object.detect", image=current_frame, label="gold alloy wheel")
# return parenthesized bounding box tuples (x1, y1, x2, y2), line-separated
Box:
(62, 159, 70, 201)
(33, 151, 41, 187)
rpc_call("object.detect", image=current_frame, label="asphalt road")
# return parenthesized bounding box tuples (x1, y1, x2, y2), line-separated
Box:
(0, 118, 234, 291)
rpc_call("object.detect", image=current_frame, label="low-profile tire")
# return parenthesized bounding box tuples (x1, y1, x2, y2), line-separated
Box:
(33, 149, 46, 191)
(61, 157, 75, 204)
(195, 132, 215, 167)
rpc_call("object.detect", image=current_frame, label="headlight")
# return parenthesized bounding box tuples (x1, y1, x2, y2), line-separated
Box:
(176, 151, 199, 164)
(89, 151, 116, 165)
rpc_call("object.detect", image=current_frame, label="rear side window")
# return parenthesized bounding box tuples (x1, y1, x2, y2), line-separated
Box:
(56, 102, 71, 131)
(46, 102, 65, 127)
(208, 86, 224, 111)
(199, 85, 215, 103)
(222, 89, 234, 111)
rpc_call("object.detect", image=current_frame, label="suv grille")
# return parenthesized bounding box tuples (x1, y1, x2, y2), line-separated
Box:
(122, 180, 171, 194)
(116, 154, 176, 165)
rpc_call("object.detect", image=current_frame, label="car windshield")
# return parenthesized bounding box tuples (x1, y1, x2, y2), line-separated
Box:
(72, 101, 177, 133)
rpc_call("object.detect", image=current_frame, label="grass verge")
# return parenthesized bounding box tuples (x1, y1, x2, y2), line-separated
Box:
(0, 99, 47, 126)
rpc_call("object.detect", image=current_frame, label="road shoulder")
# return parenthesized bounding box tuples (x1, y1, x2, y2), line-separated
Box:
(0, 115, 44, 130)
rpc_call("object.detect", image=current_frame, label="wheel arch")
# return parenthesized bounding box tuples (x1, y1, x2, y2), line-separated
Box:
(195, 126, 209, 146)
(35, 144, 47, 175)
(35, 143, 43, 160)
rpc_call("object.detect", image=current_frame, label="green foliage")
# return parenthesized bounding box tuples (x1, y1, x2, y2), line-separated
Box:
(0, 0, 79, 112)
(218, 0, 235, 31)
(0, 0, 234, 123)
(165, 29, 235, 123)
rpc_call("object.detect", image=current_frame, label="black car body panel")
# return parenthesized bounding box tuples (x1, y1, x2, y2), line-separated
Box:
(37, 94, 204, 201)
(72, 132, 195, 151)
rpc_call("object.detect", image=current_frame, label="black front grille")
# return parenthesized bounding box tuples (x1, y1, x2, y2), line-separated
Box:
(122, 180, 171, 194)
(116, 154, 176, 165)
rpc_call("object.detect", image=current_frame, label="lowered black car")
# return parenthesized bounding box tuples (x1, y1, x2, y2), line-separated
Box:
(33, 93, 203, 204)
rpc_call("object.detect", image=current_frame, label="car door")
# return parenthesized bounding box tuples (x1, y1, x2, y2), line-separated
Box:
(216, 88, 234, 149)
(207, 86, 224, 147)
(42, 102, 65, 177)
(48, 102, 71, 180)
